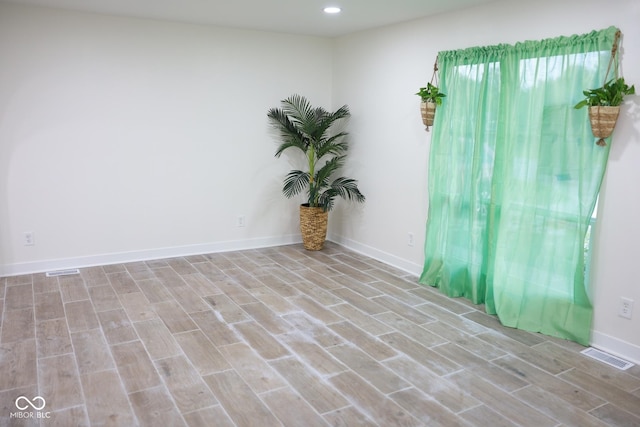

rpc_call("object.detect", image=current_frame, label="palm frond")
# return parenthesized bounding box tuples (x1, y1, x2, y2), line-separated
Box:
(282, 170, 310, 199)
(314, 156, 345, 189)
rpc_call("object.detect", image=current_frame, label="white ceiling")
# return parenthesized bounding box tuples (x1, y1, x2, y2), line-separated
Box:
(0, 0, 498, 37)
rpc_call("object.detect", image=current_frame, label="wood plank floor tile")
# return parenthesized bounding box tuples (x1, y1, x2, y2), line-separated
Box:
(559, 368, 640, 418)
(2, 244, 638, 427)
(330, 303, 394, 336)
(514, 384, 611, 426)
(1, 307, 34, 343)
(36, 317, 73, 358)
(34, 291, 65, 321)
(383, 355, 480, 413)
(458, 404, 516, 427)
(111, 340, 162, 392)
(154, 355, 218, 413)
(80, 266, 110, 287)
(59, 276, 90, 303)
(166, 285, 210, 314)
(389, 387, 469, 427)
(329, 371, 422, 426)
(247, 286, 297, 314)
(239, 301, 291, 334)
(71, 329, 115, 374)
(4, 284, 33, 310)
(217, 342, 287, 393)
(432, 342, 529, 392)
(88, 285, 122, 312)
(118, 291, 157, 322)
(0, 384, 40, 426)
(233, 320, 290, 360)
(446, 370, 558, 426)
(133, 318, 181, 360)
(174, 330, 230, 375)
(97, 308, 137, 345)
(152, 300, 198, 333)
(38, 353, 84, 410)
(182, 405, 235, 427)
(330, 288, 387, 315)
(123, 262, 155, 281)
(289, 280, 346, 305)
(33, 274, 59, 294)
(81, 370, 136, 426)
(281, 312, 344, 347)
(588, 402, 640, 426)
(374, 311, 446, 347)
(379, 331, 461, 375)
(188, 309, 241, 347)
(203, 370, 281, 427)
(289, 294, 343, 324)
(492, 354, 605, 411)
(201, 294, 249, 324)
(328, 344, 409, 394)
(129, 386, 186, 427)
(533, 340, 640, 393)
(279, 331, 348, 376)
(136, 278, 174, 304)
(328, 321, 397, 361)
(48, 405, 90, 427)
(270, 357, 349, 414)
(65, 300, 100, 333)
(477, 330, 572, 375)
(181, 273, 223, 297)
(0, 339, 37, 391)
(261, 387, 330, 427)
(322, 406, 378, 427)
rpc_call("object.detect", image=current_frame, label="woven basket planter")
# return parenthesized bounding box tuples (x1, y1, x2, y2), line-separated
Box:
(589, 106, 620, 146)
(299, 204, 328, 251)
(420, 101, 437, 131)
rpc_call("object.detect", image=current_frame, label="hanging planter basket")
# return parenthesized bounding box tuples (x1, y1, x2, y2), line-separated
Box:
(574, 30, 635, 147)
(420, 101, 437, 130)
(299, 204, 328, 251)
(588, 106, 620, 146)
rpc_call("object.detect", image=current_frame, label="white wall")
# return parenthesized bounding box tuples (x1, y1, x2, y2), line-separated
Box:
(0, 4, 333, 273)
(331, 0, 640, 363)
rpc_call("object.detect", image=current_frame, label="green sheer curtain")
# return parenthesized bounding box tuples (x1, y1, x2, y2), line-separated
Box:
(420, 27, 618, 345)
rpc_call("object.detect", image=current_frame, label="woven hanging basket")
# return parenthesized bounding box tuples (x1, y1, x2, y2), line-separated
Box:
(420, 101, 436, 131)
(299, 204, 328, 251)
(589, 106, 620, 146)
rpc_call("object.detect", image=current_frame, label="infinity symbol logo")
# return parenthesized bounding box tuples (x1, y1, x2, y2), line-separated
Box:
(15, 396, 46, 411)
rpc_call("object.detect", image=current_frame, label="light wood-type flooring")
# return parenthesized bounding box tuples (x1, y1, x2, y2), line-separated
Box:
(1, 243, 639, 426)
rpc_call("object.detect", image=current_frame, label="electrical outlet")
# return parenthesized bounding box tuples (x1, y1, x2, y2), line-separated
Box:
(237, 215, 246, 228)
(619, 297, 634, 319)
(407, 232, 414, 247)
(23, 231, 35, 246)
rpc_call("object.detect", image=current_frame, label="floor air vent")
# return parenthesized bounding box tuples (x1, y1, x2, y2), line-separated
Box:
(45, 268, 80, 277)
(580, 347, 634, 370)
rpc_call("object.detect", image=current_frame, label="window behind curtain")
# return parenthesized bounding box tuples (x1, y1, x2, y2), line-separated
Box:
(420, 27, 619, 344)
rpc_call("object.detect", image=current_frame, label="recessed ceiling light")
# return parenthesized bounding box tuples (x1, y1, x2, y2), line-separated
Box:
(323, 7, 341, 14)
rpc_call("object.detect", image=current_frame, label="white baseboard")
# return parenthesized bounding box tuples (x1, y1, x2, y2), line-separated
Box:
(591, 330, 640, 366)
(328, 234, 423, 277)
(0, 235, 301, 277)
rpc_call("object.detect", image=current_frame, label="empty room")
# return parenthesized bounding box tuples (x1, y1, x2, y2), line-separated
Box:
(1, 0, 639, 425)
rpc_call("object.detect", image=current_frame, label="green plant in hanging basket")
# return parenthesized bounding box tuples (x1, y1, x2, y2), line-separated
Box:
(416, 83, 446, 131)
(574, 77, 635, 146)
(574, 77, 635, 109)
(415, 82, 446, 105)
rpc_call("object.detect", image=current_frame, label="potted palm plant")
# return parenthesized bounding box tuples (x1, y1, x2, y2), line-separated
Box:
(267, 94, 365, 250)
(574, 77, 635, 146)
(416, 83, 446, 131)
